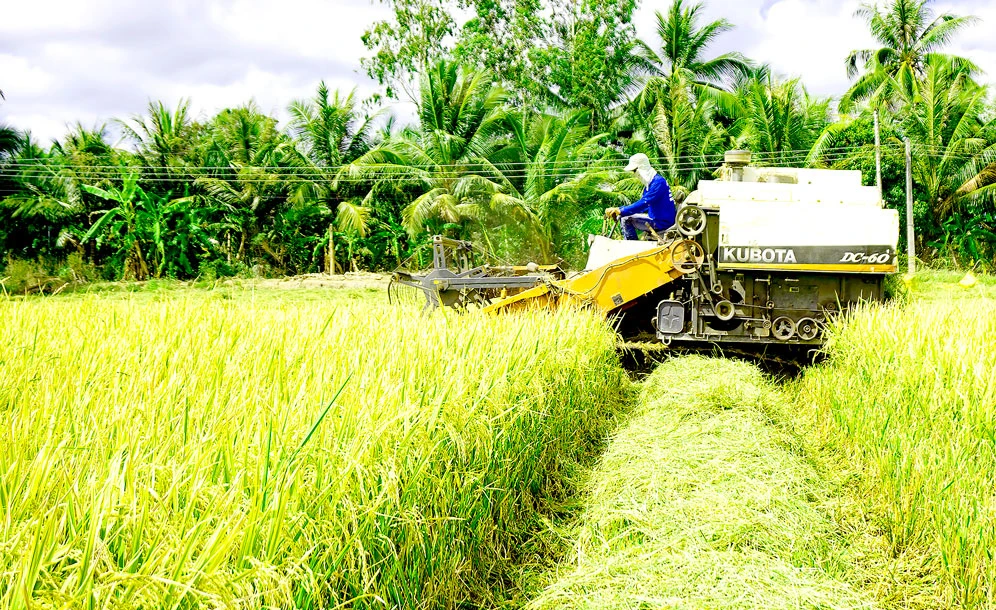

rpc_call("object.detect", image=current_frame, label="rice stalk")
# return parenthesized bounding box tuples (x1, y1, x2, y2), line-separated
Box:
(0, 294, 627, 609)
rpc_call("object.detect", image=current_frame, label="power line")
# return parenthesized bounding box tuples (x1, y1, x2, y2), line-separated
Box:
(0, 143, 896, 173)
(0, 144, 987, 188)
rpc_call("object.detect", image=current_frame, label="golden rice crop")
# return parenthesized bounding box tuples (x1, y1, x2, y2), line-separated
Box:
(0, 293, 627, 609)
(796, 299, 996, 609)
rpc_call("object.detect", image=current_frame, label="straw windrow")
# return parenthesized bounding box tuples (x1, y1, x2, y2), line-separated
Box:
(530, 356, 885, 609)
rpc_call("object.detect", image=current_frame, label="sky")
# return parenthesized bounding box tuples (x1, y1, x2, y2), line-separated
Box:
(2, 0, 995, 144)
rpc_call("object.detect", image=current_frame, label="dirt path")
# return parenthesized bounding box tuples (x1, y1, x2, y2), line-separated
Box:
(248, 272, 390, 291)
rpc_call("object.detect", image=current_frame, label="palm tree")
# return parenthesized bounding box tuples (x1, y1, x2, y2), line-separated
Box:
(1, 130, 80, 231)
(732, 69, 831, 165)
(484, 110, 621, 262)
(626, 71, 730, 190)
(346, 60, 508, 239)
(895, 57, 996, 222)
(118, 100, 195, 175)
(51, 123, 121, 200)
(289, 84, 377, 169)
(0, 124, 20, 155)
(841, 0, 978, 111)
(288, 83, 380, 271)
(195, 105, 303, 268)
(0, 123, 25, 218)
(635, 0, 750, 111)
(626, 0, 748, 189)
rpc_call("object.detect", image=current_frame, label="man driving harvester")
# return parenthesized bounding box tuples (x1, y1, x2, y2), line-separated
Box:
(606, 153, 677, 240)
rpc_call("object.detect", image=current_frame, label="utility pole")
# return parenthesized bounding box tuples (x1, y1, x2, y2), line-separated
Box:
(905, 138, 915, 275)
(874, 108, 882, 200)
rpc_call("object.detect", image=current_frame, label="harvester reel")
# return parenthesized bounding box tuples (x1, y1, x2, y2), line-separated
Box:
(771, 316, 796, 341)
(796, 317, 820, 341)
(388, 276, 429, 308)
(676, 205, 707, 237)
(670, 240, 705, 274)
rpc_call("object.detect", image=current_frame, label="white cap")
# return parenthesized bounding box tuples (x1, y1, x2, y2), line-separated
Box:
(625, 153, 651, 172)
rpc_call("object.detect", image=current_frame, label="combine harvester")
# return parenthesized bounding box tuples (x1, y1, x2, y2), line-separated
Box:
(391, 151, 899, 360)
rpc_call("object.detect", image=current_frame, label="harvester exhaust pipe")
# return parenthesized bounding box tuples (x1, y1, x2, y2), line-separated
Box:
(724, 150, 752, 182)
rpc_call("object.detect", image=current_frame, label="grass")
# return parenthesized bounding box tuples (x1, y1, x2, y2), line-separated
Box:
(0, 293, 627, 609)
(529, 356, 889, 609)
(794, 278, 996, 608)
(900, 268, 996, 302)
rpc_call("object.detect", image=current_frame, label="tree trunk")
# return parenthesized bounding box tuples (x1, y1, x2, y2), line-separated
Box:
(327, 224, 337, 275)
(135, 242, 149, 280)
(238, 232, 246, 263)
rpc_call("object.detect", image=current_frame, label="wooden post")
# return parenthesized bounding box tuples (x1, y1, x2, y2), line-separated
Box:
(905, 138, 915, 275)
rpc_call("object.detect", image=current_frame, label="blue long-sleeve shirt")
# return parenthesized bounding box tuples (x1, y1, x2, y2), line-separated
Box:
(620, 174, 676, 229)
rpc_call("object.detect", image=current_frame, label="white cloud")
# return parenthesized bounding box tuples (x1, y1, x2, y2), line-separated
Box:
(0, 0, 992, 144)
(0, 54, 56, 96)
(212, 0, 390, 60)
(747, 0, 875, 92)
(634, 0, 877, 95)
(0, 0, 119, 34)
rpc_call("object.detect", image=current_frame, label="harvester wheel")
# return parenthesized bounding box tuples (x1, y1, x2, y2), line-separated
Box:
(772, 316, 796, 341)
(388, 276, 428, 308)
(797, 317, 820, 341)
(714, 300, 736, 321)
(670, 240, 705, 274)
(676, 205, 707, 237)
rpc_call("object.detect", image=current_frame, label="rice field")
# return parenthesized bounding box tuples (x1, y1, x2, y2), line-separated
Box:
(0, 291, 627, 609)
(4, 271, 995, 609)
(527, 273, 996, 609)
(795, 295, 996, 609)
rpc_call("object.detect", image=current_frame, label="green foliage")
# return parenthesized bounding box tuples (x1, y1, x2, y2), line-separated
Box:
(539, 0, 641, 128)
(454, 0, 548, 106)
(0, 258, 51, 295)
(361, 0, 457, 100)
(2, 0, 996, 277)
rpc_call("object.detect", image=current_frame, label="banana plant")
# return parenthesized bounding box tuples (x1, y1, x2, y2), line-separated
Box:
(82, 172, 171, 280)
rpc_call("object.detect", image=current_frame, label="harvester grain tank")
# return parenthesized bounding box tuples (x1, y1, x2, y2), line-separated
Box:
(391, 151, 899, 351)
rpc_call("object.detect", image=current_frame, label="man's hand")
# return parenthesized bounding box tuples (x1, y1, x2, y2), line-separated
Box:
(604, 207, 621, 220)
